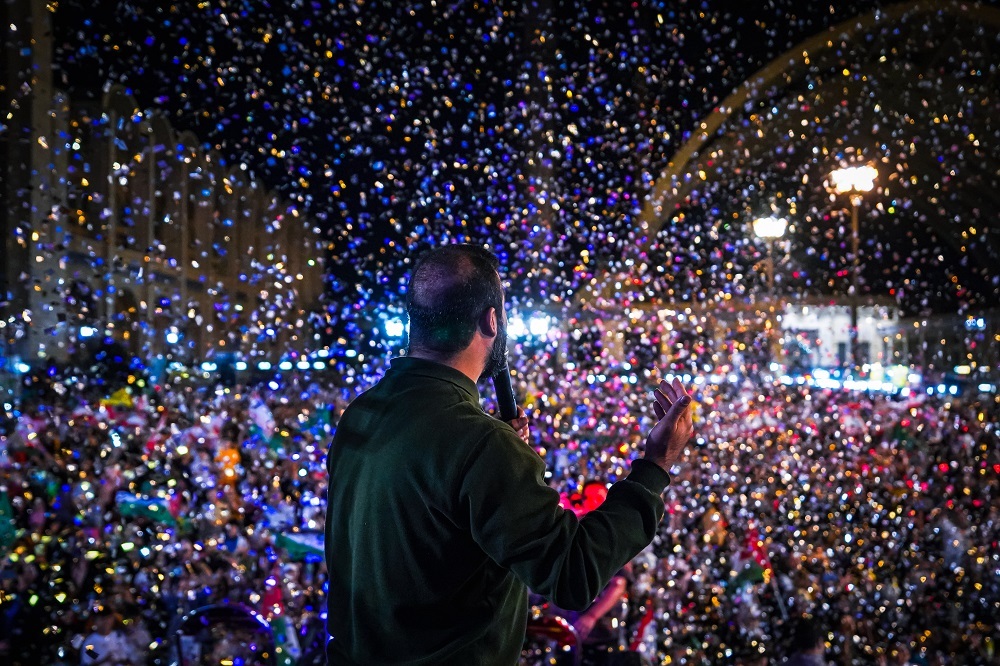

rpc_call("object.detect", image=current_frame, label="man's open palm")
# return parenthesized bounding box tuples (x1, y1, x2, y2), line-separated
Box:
(645, 377, 694, 471)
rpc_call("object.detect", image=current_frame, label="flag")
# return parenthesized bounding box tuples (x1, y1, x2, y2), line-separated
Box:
(0, 489, 17, 555)
(249, 394, 282, 451)
(248, 423, 286, 452)
(275, 531, 324, 562)
(249, 394, 276, 434)
(126, 411, 145, 426)
(103, 387, 134, 409)
(271, 614, 302, 666)
(116, 491, 177, 526)
(261, 563, 301, 666)
(629, 603, 656, 652)
(729, 560, 768, 594)
(728, 526, 772, 594)
(303, 406, 332, 435)
(740, 525, 772, 570)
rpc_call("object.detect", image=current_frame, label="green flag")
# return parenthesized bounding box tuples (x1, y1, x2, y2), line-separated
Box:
(275, 531, 324, 562)
(0, 489, 16, 555)
(249, 423, 286, 452)
(116, 491, 177, 526)
(728, 561, 767, 595)
(304, 407, 332, 435)
(271, 614, 302, 666)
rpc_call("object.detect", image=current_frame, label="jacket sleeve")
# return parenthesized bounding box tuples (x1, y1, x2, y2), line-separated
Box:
(457, 425, 670, 610)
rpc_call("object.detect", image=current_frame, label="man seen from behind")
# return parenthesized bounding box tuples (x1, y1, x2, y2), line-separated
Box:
(325, 243, 695, 665)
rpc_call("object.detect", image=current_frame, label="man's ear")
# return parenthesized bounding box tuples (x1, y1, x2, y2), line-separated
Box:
(478, 307, 498, 338)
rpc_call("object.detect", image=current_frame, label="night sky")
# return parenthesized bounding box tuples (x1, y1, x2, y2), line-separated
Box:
(48, 1, 1000, 330)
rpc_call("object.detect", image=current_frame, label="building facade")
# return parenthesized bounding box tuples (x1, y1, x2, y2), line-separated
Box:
(780, 300, 903, 371)
(2, 2, 325, 394)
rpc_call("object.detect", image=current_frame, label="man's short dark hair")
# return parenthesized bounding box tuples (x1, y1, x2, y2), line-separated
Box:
(406, 244, 503, 355)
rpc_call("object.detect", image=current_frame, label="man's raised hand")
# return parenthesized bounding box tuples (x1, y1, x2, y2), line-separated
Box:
(644, 377, 694, 471)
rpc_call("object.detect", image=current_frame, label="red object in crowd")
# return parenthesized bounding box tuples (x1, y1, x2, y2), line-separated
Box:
(560, 482, 610, 517)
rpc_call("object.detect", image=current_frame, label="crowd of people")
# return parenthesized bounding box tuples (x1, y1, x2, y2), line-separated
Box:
(1, 370, 342, 665)
(1, 341, 998, 665)
(516, 345, 1000, 665)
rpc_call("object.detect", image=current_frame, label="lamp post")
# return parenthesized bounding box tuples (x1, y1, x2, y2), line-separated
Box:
(752, 216, 788, 295)
(829, 165, 877, 376)
(753, 216, 787, 370)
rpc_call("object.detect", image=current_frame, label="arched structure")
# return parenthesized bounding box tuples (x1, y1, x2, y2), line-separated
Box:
(615, 0, 1000, 316)
(566, 0, 1000, 377)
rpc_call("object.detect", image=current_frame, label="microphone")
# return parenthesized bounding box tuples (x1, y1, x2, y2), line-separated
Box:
(492, 361, 519, 421)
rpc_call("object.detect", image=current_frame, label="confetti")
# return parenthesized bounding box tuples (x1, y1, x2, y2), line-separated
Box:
(1, 1, 998, 664)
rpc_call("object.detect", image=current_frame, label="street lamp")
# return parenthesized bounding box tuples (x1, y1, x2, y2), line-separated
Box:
(752, 216, 788, 295)
(753, 216, 788, 371)
(829, 165, 877, 376)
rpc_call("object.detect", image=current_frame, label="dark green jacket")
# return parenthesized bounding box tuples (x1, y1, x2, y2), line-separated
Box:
(325, 356, 670, 665)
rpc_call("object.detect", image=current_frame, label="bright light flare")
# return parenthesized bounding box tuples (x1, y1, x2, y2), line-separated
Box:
(384, 318, 405, 338)
(752, 216, 788, 240)
(830, 165, 877, 194)
(528, 315, 550, 337)
(507, 315, 527, 339)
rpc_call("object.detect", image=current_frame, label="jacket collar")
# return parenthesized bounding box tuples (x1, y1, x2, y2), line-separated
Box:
(388, 355, 481, 403)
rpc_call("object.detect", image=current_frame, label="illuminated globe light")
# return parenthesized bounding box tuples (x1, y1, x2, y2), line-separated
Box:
(258, 361, 272, 371)
(165, 330, 180, 345)
(752, 216, 788, 240)
(296, 360, 310, 370)
(234, 361, 248, 371)
(79, 326, 98, 338)
(201, 362, 217, 372)
(829, 165, 878, 195)
(278, 361, 293, 371)
(384, 318, 406, 338)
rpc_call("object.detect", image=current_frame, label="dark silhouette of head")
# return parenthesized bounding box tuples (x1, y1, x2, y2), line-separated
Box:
(789, 616, 824, 654)
(406, 244, 507, 378)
